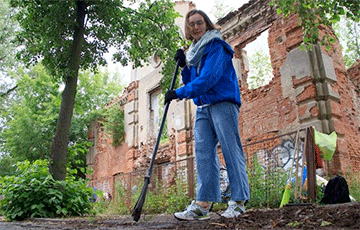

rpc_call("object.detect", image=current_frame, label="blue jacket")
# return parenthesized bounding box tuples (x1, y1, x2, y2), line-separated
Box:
(175, 39, 241, 107)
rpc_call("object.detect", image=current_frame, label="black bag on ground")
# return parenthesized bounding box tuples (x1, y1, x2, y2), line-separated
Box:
(321, 175, 351, 204)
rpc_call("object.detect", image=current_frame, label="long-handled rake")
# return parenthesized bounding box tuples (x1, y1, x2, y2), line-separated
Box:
(131, 61, 180, 222)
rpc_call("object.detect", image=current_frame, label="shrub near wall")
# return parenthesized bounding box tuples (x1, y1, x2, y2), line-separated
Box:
(0, 160, 93, 221)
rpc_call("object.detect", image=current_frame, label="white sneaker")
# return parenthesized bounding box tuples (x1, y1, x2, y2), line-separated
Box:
(174, 201, 210, 221)
(221, 200, 245, 218)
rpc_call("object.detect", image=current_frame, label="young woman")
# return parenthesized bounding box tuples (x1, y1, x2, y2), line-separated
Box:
(165, 9, 250, 220)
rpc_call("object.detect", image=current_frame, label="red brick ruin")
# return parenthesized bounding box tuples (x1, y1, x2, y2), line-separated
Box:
(87, 0, 360, 196)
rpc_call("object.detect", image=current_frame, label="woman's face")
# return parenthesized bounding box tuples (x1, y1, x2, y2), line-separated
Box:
(188, 13, 207, 41)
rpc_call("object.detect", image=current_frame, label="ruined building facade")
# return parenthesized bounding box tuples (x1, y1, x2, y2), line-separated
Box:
(87, 0, 360, 195)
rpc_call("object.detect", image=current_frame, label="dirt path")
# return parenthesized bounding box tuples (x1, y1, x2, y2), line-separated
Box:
(0, 202, 359, 229)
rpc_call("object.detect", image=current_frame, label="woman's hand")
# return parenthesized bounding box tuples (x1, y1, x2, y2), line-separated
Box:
(174, 49, 186, 67)
(164, 90, 178, 104)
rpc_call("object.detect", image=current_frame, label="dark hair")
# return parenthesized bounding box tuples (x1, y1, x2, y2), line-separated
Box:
(184, 9, 220, 41)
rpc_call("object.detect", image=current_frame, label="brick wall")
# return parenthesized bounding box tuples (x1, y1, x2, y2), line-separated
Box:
(340, 60, 360, 171)
(88, 0, 360, 194)
(220, 0, 360, 174)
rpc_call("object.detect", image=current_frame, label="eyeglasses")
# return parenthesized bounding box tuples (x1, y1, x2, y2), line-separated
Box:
(188, 20, 205, 28)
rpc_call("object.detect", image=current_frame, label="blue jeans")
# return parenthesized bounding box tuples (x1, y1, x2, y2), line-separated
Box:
(194, 102, 250, 202)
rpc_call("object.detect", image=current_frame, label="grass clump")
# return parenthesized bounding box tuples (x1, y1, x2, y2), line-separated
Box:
(344, 170, 360, 202)
(247, 155, 289, 209)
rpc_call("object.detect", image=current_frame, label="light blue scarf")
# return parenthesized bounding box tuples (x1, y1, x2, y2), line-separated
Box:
(186, 30, 222, 73)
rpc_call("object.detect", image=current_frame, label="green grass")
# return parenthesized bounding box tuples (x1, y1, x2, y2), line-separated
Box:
(93, 178, 192, 216)
(92, 183, 130, 216)
(344, 170, 360, 202)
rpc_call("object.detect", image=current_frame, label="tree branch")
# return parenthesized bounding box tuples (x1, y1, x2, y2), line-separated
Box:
(1, 85, 18, 97)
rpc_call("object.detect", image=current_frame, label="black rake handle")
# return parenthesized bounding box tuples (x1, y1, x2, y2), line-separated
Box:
(131, 60, 180, 222)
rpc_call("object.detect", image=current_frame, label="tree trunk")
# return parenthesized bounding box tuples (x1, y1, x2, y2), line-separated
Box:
(49, 0, 87, 180)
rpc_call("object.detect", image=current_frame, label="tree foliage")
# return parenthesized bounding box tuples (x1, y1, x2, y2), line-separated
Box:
(0, 153, 17, 177)
(0, 0, 17, 70)
(271, 0, 360, 48)
(9, 0, 182, 180)
(0, 0, 19, 117)
(333, 18, 360, 68)
(211, 0, 235, 20)
(247, 49, 273, 89)
(0, 63, 123, 178)
(2, 65, 60, 161)
(11, 0, 182, 78)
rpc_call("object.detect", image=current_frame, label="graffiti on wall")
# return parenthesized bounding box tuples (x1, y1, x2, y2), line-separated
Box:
(95, 180, 112, 199)
(254, 136, 305, 176)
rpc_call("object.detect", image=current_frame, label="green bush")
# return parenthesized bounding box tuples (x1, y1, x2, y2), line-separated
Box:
(100, 105, 125, 147)
(0, 160, 93, 221)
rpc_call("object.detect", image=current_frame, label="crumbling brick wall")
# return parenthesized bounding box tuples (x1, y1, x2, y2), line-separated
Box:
(342, 60, 360, 170)
(219, 0, 360, 174)
(88, 0, 360, 194)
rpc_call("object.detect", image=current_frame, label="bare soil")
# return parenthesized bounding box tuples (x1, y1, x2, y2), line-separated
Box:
(1, 202, 359, 229)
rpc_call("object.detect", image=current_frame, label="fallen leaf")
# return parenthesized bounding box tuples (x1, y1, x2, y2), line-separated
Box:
(288, 221, 301, 227)
(321, 220, 332, 227)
